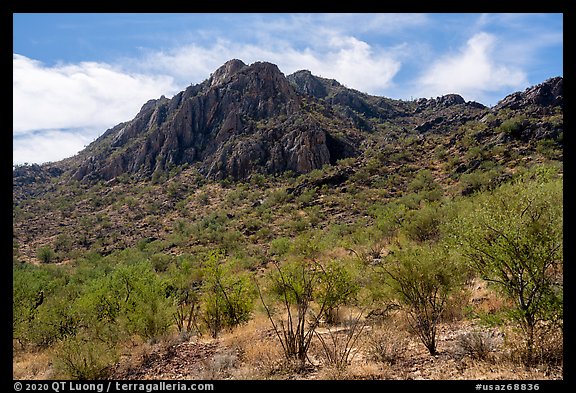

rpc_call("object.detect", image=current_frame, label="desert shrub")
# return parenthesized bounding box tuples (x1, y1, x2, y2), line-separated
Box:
(249, 173, 267, 187)
(290, 232, 322, 258)
(37, 245, 56, 263)
(13, 264, 50, 337)
(531, 324, 563, 366)
(258, 259, 360, 367)
(201, 252, 256, 338)
(401, 202, 443, 243)
(457, 330, 499, 360)
(150, 253, 172, 273)
(53, 333, 118, 380)
(371, 202, 408, 238)
(263, 188, 293, 207)
(54, 234, 73, 254)
(197, 191, 210, 206)
(258, 259, 321, 366)
(28, 294, 79, 347)
(454, 173, 563, 364)
(314, 311, 366, 372)
(434, 145, 448, 160)
(76, 261, 174, 341)
(13, 264, 80, 348)
(536, 138, 561, 160)
(295, 187, 317, 206)
(505, 324, 563, 367)
(408, 170, 438, 194)
(459, 167, 506, 195)
(381, 244, 465, 355)
(495, 116, 527, 137)
(317, 260, 360, 324)
(270, 237, 291, 257)
(459, 170, 490, 195)
(367, 326, 408, 365)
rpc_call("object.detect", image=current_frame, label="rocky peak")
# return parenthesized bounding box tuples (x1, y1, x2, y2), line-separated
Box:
(65, 59, 357, 182)
(494, 77, 563, 110)
(208, 59, 247, 88)
(416, 94, 466, 111)
(287, 70, 329, 98)
(287, 70, 343, 99)
(31, 60, 560, 184)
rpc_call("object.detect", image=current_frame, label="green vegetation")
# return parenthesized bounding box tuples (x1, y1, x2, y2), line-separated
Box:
(201, 251, 256, 338)
(454, 173, 563, 363)
(12, 93, 563, 379)
(381, 244, 465, 355)
(36, 245, 56, 264)
(258, 258, 359, 367)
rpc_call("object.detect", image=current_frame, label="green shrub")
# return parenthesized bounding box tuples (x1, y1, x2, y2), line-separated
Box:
(455, 174, 563, 364)
(270, 237, 291, 257)
(381, 244, 465, 355)
(37, 245, 56, 263)
(407, 170, 437, 193)
(201, 252, 256, 338)
(495, 116, 526, 136)
(150, 253, 172, 273)
(54, 334, 118, 380)
(76, 261, 174, 341)
(296, 187, 317, 206)
(264, 188, 293, 207)
(317, 260, 360, 324)
(401, 203, 443, 243)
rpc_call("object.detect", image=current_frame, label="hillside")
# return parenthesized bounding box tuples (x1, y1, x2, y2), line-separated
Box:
(12, 61, 563, 381)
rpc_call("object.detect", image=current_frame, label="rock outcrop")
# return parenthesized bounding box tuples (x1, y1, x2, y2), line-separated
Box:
(22, 60, 561, 183)
(70, 60, 356, 181)
(494, 77, 563, 111)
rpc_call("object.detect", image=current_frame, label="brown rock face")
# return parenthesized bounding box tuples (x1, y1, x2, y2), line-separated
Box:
(52, 61, 561, 183)
(494, 77, 563, 111)
(70, 60, 354, 181)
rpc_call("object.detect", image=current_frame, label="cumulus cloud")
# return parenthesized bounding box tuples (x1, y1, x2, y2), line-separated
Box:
(136, 35, 401, 94)
(13, 54, 178, 135)
(13, 129, 96, 165)
(13, 31, 403, 164)
(413, 32, 528, 103)
(13, 54, 180, 164)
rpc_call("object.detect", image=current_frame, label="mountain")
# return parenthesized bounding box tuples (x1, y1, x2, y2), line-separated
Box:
(62, 59, 359, 182)
(14, 60, 562, 187)
(12, 61, 564, 381)
(12, 60, 563, 261)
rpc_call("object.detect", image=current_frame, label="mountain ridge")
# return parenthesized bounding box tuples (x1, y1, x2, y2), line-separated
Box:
(13, 60, 563, 186)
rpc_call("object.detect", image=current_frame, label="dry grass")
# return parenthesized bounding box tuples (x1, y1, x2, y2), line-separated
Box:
(468, 278, 512, 315)
(13, 347, 55, 380)
(217, 313, 286, 379)
(365, 324, 410, 365)
(13, 295, 562, 381)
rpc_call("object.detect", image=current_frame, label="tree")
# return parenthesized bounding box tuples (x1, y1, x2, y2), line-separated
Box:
(381, 244, 464, 355)
(455, 174, 562, 363)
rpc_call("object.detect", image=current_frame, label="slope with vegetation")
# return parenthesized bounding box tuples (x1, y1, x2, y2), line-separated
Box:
(12, 61, 563, 380)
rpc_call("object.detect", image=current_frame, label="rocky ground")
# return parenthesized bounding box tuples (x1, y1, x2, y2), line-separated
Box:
(102, 320, 561, 381)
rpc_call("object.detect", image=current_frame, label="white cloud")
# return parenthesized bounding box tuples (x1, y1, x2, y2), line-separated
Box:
(13, 129, 96, 165)
(13, 54, 179, 135)
(136, 35, 401, 94)
(317, 13, 430, 35)
(13, 54, 181, 164)
(13, 33, 402, 164)
(413, 32, 528, 103)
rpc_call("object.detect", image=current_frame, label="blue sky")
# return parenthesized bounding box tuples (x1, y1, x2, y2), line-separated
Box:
(13, 13, 563, 165)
